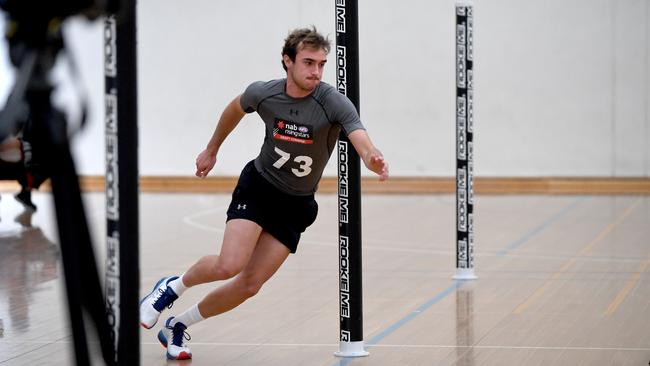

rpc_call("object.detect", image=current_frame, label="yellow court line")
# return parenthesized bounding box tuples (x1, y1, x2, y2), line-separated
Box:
(513, 198, 642, 315)
(604, 259, 650, 316)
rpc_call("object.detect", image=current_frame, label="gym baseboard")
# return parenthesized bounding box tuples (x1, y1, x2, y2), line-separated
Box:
(2, 176, 649, 194)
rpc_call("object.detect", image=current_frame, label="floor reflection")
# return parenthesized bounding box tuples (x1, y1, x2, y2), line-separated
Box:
(455, 284, 475, 366)
(0, 208, 60, 336)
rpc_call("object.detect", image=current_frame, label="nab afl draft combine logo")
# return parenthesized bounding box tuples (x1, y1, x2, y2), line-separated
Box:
(273, 119, 314, 144)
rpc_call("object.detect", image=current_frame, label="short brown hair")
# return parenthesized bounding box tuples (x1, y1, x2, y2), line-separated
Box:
(281, 26, 331, 71)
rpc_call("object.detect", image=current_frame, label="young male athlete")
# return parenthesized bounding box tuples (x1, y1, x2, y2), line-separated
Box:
(140, 27, 389, 360)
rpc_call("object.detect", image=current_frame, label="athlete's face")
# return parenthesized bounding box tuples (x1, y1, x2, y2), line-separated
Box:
(285, 46, 327, 95)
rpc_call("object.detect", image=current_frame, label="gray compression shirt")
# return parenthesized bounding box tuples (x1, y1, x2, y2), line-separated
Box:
(240, 79, 365, 195)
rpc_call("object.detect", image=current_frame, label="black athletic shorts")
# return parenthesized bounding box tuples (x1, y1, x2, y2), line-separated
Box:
(226, 160, 318, 253)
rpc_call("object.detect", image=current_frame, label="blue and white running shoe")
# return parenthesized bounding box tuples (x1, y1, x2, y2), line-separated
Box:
(139, 276, 179, 329)
(157, 317, 192, 360)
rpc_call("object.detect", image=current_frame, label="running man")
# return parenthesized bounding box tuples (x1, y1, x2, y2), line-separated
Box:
(140, 27, 388, 360)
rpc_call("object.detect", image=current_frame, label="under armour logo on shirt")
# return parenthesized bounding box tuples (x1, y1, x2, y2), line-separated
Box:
(290, 109, 299, 116)
(237, 204, 247, 210)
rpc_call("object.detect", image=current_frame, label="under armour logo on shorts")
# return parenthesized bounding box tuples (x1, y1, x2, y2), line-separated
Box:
(237, 204, 247, 210)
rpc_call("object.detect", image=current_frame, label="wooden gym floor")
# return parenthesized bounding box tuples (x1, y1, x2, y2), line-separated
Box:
(0, 191, 648, 365)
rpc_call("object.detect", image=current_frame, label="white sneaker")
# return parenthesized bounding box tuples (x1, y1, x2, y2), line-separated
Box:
(157, 317, 192, 360)
(139, 276, 179, 329)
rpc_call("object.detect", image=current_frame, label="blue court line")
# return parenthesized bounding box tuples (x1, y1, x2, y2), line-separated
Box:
(367, 280, 465, 346)
(334, 281, 465, 366)
(496, 197, 586, 257)
(333, 196, 586, 366)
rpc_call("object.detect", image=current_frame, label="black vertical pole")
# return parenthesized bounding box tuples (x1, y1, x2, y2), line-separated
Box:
(104, 1, 140, 364)
(454, 1, 477, 280)
(335, 0, 368, 357)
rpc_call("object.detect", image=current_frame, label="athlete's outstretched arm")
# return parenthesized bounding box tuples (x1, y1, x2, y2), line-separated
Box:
(195, 95, 246, 178)
(347, 129, 389, 181)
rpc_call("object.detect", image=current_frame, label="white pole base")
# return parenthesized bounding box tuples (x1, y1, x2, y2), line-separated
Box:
(453, 268, 478, 280)
(334, 341, 369, 357)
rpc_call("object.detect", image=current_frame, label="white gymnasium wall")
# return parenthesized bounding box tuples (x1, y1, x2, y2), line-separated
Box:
(0, 0, 648, 178)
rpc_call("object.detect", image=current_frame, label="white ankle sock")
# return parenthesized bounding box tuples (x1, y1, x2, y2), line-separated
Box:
(171, 304, 205, 328)
(168, 273, 188, 296)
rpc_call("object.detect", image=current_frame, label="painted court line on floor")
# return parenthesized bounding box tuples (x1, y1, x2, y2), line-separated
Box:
(513, 197, 642, 315)
(333, 198, 586, 366)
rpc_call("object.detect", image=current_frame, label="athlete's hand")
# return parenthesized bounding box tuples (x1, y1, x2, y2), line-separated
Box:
(347, 129, 389, 181)
(366, 151, 389, 182)
(195, 149, 217, 178)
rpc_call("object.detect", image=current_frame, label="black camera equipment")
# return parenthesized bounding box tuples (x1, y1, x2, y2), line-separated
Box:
(0, 1, 131, 365)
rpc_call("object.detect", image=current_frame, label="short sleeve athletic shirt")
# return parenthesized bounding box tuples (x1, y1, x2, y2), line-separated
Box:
(240, 78, 364, 196)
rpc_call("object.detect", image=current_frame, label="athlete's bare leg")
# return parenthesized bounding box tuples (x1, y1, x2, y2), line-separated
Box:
(182, 219, 263, 286)
(197, 231, 290, 317)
